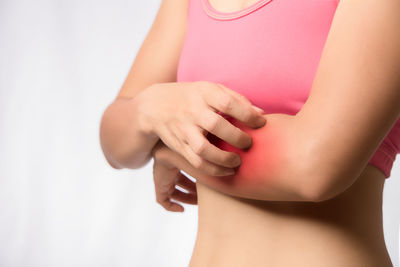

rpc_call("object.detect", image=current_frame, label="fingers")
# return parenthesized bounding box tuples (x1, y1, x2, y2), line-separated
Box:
(170, 172, 198, 205)
(170, 189, 198, 205)
(155, 186, 188, 212)
(162, 198, 185, 212)
(176, 172, 197, 194)
(158, 120, 240, 176)
(155, 184, 185, 212)
(202, 82, 266, 129)
(151, 81, 266, 177)
(154, 162, 197, 213)
(171, 121, 238, 176)
(181, 122, 242, 169)
(218, 83, 265, 116)
(196, 109, 253, 150)
(181, 142, 237, 176)
(156, 187, 197, 212)
(217, 83, 264, 114)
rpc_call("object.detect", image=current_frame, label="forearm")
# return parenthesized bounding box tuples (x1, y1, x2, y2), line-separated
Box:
(100, 96, 160, 169)
(163, 113, 318, 202)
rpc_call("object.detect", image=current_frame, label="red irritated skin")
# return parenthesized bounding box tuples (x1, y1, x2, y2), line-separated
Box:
(201, 113, 308, 201)
(161, 113, 314, 202)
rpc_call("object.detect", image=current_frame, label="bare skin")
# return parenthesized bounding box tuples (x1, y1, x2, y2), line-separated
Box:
(151, 0, 398, 265)
(151, 133, 393, 267)
(100, 0, 399, 265)
(190, 165, 392, 267)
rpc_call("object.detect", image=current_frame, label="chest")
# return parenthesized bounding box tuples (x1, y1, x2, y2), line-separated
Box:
(207, 0, 262, 13)
(177, 0, 339, 114)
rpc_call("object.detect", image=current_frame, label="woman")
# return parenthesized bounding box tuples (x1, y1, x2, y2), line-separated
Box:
(100, 0, 400, 265)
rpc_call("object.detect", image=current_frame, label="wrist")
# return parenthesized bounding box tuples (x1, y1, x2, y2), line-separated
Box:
(131, 90, 159, 140)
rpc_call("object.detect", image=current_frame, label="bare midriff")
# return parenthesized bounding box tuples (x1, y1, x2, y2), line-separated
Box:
(189, 164, 393, 267)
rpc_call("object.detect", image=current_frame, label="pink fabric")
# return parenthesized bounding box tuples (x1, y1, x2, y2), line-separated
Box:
(177, 0, 400, 178)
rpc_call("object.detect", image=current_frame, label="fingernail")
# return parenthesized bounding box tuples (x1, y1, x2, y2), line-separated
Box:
(253, 105, 264, 114)
(257, 116, 266, 125)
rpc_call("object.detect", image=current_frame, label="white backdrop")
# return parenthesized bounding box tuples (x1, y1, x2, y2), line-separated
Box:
(0, 0, 398, 266)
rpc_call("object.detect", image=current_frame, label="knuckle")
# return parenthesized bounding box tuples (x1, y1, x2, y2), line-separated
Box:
(238, 94, 249, 103)
(191, 157, 204, 169)
(196, 80, 212, 91)
(214, 83, 228, 94)
(193, 141, 207, 155)
(182, 108, 193, 120)
(159, 182, 170, 192)
(218, 96, 233, 113)
(175, 123, 188, 141)
(204, 115, 219, 132)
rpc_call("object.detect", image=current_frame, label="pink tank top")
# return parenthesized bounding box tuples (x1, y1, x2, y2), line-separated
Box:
(176, 0, 400, 178)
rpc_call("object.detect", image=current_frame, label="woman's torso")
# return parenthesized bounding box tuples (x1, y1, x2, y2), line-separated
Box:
(190, 164, 392, 266)
(176, 0, 396, 265)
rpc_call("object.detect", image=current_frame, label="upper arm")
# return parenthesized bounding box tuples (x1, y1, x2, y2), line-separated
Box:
(117, 0, 189, 99)
(297, 0, 400, 200)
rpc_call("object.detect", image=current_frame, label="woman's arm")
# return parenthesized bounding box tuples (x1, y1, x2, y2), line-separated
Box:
(153, 113, 308, 202)
(295, 0, 400, 200)
(154, 0, 400, 202)
(100, 0, 189, 169)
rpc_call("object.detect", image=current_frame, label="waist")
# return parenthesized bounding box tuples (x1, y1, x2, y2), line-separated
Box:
(189, 164, 392, 267)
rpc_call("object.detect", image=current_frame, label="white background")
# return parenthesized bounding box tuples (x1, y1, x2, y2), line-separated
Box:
(0, 0, 398, 266)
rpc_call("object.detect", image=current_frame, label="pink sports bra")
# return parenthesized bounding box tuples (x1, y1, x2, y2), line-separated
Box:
(176, 0, 400, 178)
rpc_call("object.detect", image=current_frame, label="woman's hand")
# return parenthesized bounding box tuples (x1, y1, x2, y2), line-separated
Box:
(150, 113, 306, 202)
(136, 81, 266, 176)
(151, 140, 198, 212)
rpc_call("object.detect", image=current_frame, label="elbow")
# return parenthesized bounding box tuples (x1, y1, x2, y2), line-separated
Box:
(99, 137, 124, 170)
(99, 119, 123, 170)
(292, 148, 354, 203)
(297, 164, 356, 203)
(298, 180, 340, 203)
(100, 143, 149, 170)
(279, 113, 360, 203)
(104, 153, 124, 170)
